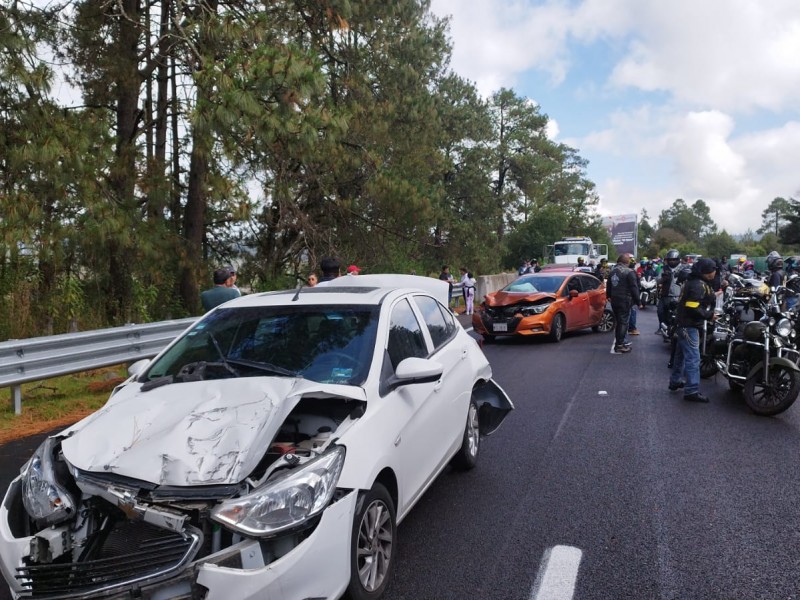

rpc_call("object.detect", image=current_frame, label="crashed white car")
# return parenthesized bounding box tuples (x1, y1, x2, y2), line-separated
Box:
(0, 275, 512, 600)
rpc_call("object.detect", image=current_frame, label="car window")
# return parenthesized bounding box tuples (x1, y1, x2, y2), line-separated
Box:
(504, 276, 565, 293)
(413, 295, 454, 350)
(142, 305, 379, 386)
(581, 275, 601, 291)
(566, 277, 583, 294)
(387, 299, 428, 370)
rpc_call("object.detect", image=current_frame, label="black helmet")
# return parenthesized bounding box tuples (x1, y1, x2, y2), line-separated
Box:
(665, 249, 680, 266)
(694, 258, 717, 275)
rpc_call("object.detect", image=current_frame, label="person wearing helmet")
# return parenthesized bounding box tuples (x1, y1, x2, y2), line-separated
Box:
(575, 256, 592, 273)
(735, 256, 746, 274)
(767, 253, 784, 288)
(742, 260, 755, 278)
(657, 249, 682, 331)
(669, 258, 717, 402)
(594, 257, 610, 282)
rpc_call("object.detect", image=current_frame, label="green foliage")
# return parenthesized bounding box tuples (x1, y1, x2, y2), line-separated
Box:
(0, 0, 604, 339)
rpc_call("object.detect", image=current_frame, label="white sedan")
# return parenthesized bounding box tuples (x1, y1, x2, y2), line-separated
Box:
(0, 275, 512, 600)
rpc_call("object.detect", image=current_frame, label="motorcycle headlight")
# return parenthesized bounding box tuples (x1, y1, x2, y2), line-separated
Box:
(21, 437, 77, 526)
(211, 445, 345, 537)
(776, 318, 792, 338)
(520, 303, 552, 316)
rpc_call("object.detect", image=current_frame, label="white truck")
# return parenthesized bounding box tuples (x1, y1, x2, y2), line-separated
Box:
(546, 236, 608, 265)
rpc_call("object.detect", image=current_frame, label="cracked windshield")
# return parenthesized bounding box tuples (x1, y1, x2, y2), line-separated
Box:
(143, 305, 379, 386)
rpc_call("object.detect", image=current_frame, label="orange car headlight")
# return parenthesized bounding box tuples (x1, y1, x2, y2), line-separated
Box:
(519, 303, 552, 316)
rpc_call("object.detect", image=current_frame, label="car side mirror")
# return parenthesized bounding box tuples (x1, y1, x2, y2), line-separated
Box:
(386, 357, 443, 391)
(127, 359, 151, 379)
(569, 289, 579, 299)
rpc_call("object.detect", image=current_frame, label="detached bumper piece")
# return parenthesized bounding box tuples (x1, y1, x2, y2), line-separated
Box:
(15, 521, 201, 599)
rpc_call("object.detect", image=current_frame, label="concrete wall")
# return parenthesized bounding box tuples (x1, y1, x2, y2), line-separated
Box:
(475, 273, 518, 303)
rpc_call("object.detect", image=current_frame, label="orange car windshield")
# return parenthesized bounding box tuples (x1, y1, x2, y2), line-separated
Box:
(504, 276, 565, 294)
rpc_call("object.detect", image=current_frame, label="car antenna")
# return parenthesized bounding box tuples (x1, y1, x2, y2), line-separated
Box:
(292, 276, 309, 302)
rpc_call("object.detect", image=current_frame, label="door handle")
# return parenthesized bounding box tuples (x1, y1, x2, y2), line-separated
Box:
(434, 380, 443, 392)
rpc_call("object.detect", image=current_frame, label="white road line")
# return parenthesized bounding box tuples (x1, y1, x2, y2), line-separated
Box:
(530, 545, 583, 600)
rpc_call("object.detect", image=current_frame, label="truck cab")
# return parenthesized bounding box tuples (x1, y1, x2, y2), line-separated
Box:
(546, 237, 608, 265)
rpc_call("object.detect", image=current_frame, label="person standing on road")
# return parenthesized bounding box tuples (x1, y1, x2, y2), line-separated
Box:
(668, 258, 718, 403)
(608, 253, 640, 354)
(439, 265, 455, 307)
(200, 268, 240, 312)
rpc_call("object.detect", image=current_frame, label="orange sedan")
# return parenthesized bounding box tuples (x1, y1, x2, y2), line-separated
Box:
(472, 271, 611, 342)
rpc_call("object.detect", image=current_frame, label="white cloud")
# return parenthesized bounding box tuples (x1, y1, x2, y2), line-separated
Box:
(431, 0, 573, 94)
(428, 0, 800, 234)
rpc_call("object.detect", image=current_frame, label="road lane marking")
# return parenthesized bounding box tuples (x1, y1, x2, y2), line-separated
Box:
(530, 545, 583, 600)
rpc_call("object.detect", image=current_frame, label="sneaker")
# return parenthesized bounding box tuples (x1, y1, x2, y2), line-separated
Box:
(628, 328, 640, 335)
(614, 345, 631, 353)
(668, 381, 685, 391)
(684, 392, 710, 403)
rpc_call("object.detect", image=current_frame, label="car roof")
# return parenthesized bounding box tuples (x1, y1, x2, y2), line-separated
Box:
(218, 275, 450, 309)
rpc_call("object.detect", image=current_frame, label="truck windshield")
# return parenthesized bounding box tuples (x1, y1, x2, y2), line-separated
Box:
(554, 243, 591, 256)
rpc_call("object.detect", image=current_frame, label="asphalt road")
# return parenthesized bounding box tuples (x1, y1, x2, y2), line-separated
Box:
(3, 308, 800, 599)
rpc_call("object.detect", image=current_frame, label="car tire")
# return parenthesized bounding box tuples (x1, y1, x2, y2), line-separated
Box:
(345, 482, 396, 600)
(451, 398, 480, 470)
(595, 308, 615, 333)
(548, 313, 564, 343)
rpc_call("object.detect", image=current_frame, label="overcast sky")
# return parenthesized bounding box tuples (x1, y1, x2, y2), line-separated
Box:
(428, 0, 800, 234)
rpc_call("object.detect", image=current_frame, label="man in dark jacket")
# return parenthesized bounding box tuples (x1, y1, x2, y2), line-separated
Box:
(668, 258, 717, 402)
(608, 253, 640, 354)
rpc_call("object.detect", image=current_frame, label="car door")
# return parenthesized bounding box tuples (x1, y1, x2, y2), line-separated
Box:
(382, 298, 454, 514)
(580, 274, 606, 324)
(411, 294, 471, 452)
(564, 275, 589, 329)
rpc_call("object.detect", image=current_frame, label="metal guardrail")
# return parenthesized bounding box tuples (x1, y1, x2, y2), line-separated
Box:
(0, 318, 196, 415)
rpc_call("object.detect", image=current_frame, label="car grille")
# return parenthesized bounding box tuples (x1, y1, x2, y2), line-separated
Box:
(484, 305, 526, 319)
(15, 521, 201, 599)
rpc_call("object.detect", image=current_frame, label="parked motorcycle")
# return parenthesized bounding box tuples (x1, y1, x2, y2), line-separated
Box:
(639, 276, 657, 307)
(701, 287, 800, 416)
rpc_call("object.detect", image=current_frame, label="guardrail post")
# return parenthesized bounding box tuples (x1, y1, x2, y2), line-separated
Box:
(11, 385, 22, 415)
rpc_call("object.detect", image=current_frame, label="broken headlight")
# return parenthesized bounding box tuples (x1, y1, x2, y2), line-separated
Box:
(21, 437, 77, 526)
(211, 445, 345, 537)
(519, 303, 552, 316)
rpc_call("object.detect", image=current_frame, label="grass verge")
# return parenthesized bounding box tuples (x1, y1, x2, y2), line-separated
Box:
(0, 367, 127, 446)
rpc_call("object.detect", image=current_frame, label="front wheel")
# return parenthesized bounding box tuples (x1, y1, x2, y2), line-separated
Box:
(345, 483, 397, 600)
(743, 364, 800, 416)
(548, 313, 564, 343)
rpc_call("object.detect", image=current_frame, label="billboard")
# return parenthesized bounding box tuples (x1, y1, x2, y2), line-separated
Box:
(601, 214, 638, 257)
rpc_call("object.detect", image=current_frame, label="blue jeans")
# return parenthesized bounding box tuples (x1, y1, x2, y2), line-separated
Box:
(628, 305, 638, 330)
(670, 326, 700, 395)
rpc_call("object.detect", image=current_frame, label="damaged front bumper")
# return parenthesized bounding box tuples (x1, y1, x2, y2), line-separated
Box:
(0, 476, 357, 600)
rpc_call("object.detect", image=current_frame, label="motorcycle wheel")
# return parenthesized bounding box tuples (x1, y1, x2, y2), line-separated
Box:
(700, 355, 719, 379)
(743, 364, 800, 416)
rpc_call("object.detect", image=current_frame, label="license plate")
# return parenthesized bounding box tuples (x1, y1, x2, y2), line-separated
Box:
(493, 323, 508, 332)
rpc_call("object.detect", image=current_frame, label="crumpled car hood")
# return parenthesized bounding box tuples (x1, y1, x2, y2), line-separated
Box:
(486, 291, 557, 306)
(60, 378, 365, 487)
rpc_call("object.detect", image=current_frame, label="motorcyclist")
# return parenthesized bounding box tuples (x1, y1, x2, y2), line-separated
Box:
(657, 249, 682, 330)
(594, 257, 610, 281)
(742, 260, 756, 279)
(669, 258, 718, 403)
(766, 252, 784, 288)
(575, 256, 593, 273)
(640, 260, 657, 280)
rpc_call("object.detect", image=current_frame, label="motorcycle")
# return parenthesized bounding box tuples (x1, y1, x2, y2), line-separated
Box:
(639, 275, 657, 307)
(701, 286, 800, 416)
